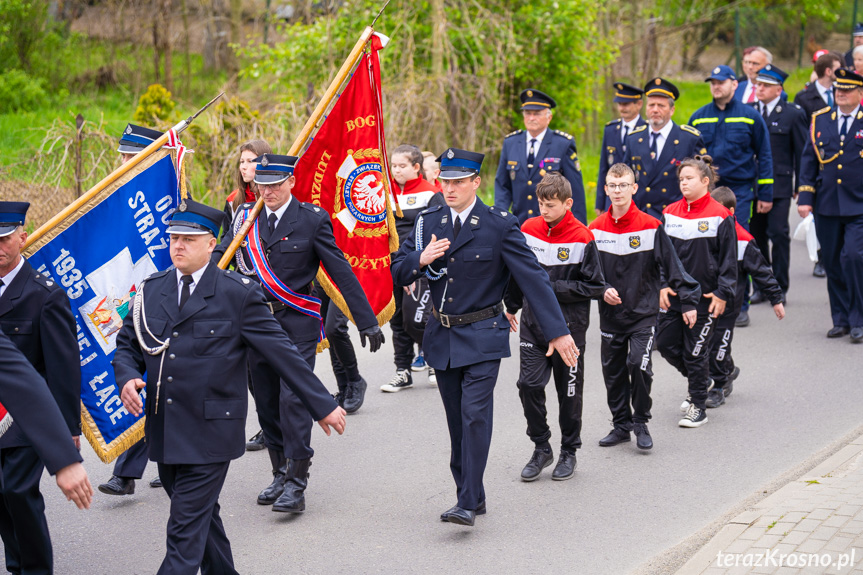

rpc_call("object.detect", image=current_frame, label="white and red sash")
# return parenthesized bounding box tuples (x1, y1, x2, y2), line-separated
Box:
(245, 212, 325, 342)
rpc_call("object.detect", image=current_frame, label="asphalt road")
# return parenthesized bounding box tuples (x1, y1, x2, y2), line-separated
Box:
(40, 219, 861, 575)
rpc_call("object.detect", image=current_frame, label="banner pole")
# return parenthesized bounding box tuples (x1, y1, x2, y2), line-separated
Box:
(217, 26, 375, 270)
(24, 92, 224, 250)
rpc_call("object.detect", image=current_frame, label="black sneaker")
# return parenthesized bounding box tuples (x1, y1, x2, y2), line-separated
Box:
(344, 378, 368, 414)
(735, 309, 750, 327)
(381, 369, 412, 392)
(520, 448, 553, 481)
(246, 430, 265, 451)
(678, 404, 708, 428)
(633, 423, 653, 450)
(705, 388, 725, 408)
(551, 451, 576, 480)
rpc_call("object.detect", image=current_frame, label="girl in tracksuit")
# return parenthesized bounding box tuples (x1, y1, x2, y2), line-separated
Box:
(657, 156, 737, 428)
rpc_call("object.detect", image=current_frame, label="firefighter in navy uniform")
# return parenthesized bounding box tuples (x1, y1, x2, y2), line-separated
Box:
(114, 199, 346, 574)
(494, 89, 588, 224)
(748, 65, 806, 306)
(392, 148, 579, 526)
(214, 153, 383, 514)
(595, 83, 646, 215)
(0, 201, 82, 575)
(99, 123, 165, 496)
(798, 69, 863, 344)
(624, 78, 706, 220)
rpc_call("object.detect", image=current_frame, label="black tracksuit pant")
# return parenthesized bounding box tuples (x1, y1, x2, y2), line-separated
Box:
(708, 314, 737, 391)
(516, 327, 586, 454)
(600, 326, 655, 431)
(656, 309, 715, 410)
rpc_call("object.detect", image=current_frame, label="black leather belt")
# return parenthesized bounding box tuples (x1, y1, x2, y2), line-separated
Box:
(266, 301, 289, 314)
(433, 303, 504, 328)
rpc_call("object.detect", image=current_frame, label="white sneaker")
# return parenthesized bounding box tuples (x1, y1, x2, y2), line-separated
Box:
(678, 404, 708, 428)
(381, 369, 413, 393)
(428, 367, 437, 386)
(680, 396, 692, 413)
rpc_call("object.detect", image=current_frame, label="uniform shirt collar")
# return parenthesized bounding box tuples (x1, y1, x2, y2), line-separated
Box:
(450, 197, 477, 225)
(0, 256, 25, 297)
(176, 263, 209, 292)
(839, 105, 860, 121)
(651, 120, 673, 140)
(526, 128, 548, 150)
(622, 117, 640, 132)
(762, 95, 781, 117)
(815, 80, 832, 100)
(264, 195, 292, 224)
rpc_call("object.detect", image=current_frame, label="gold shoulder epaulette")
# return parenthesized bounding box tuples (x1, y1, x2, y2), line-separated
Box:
(680, 124, 701, 136)
(553, 129, 574, 140)
(606, 119, 621, 126)
(505, 129, 524, 138)
(630, 125, 647, 135)
(813, 106, 832, 117)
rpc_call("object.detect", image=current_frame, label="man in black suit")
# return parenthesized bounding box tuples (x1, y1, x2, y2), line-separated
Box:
(115, 199, 346, 574)
(794, 51, 843, 279)
(0, 201, 83, 574)
(215, 153, 383, 514)
(0, 328, 92, 510)
(749, 65, 807, 309)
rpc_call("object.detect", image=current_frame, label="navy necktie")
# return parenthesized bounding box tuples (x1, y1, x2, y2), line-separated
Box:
(453, 216, 462, 238)
(649, 132, 659, 159)
(268, 213, 277, 238)
(179, 275, 193, 310)
(527, 139, 536, 168)
(840, 115, 851, 138)
(621, 124, 629, 145)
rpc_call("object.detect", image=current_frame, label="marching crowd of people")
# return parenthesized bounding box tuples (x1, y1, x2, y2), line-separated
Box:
(0, 35, 861, 573)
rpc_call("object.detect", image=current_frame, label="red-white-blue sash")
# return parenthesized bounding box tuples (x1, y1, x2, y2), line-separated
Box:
(246, 214, 325, 342)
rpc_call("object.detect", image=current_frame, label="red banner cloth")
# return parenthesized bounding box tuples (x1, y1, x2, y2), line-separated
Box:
(293, 34, 397, 324)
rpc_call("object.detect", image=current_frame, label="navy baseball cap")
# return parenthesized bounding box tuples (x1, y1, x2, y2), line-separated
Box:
(0, 201, 29, 238)
(705, 65, 737, 82)
(254, 154, 297, 185)
(167, 199, 223, 236)
(613, 83, 644, 103)
(520, 89, 556, 111)
(755, 64, 788, 86)
(118, 124, 164, 155)
(436, 148, 484, 180)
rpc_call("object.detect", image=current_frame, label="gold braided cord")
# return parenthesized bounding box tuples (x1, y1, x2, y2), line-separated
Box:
(81, 407, 146, 463)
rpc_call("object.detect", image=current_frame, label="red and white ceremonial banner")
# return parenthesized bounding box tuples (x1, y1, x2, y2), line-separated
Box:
(293, 32, 397, 325)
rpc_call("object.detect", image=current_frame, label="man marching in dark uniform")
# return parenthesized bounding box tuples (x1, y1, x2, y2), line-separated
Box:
(748, 65, 806, 308)
(595, 82, 646, 216)
(798, 69, 863, 344)
(99, 123, 165, 496)
(115, 199, 346, 574)
(624, 78, 706, 220)
(494, 89, 588, 224)
(392, 148, 579, 526)
(0, 201, 82, 575)
(215, 153, 383, 514)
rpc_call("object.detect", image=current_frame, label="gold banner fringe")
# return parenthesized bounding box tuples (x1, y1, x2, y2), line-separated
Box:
(80, 405, 146, 463)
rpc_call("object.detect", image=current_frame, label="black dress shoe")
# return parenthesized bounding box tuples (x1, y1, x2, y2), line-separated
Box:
(551, 451, 576, 480)
(851, 328, 863, 343)
(520, 448, 553, 481)
(446, 507, 475, 526)
(149, 476, 162, 488)
(98, 476, 135, 496)
(633, 423, 653, 450)
(598, 428, 630, 447)
(246, 430, 265, 451)
(813, 261, 827, 278)
(734, 309, 750, 327)
(827, 326, 850, 338)
(749, 290, 765, 304)
(441, 501, 486, 521)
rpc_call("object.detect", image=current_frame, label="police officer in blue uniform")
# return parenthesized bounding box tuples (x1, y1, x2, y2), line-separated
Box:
(214, 153, 383, 514)
(595, 83, 646, 215)
(99, 123, 165, 496)
(749, 65, 806, 305)
(798, 69, 863, 344)
(624, 78, 706, 220)
(114, 199, 346, 574)
(494, 89, 588, 224)
(0, 201, 82, 574)
(392, 148, 579, 526)
(690, 65, 774, 230)
(0, 328, 93, 511)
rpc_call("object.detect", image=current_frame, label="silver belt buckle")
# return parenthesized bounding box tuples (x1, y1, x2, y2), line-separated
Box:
(439, 312, 450, 328)
(266, 302, 276, 315)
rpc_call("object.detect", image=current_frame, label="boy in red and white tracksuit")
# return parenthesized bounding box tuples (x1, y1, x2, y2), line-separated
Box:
(590, 163, 700, 449)
(706, 187, 785, 408)
(657, 157, 737, 428)
(505, 172, 605, 481)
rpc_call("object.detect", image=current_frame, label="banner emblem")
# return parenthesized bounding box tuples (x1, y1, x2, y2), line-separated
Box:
(342, 161, 386, 224)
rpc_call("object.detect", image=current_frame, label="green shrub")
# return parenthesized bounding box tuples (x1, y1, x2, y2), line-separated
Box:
(133, 84, 176, 124)
(0, 69, 48, 112)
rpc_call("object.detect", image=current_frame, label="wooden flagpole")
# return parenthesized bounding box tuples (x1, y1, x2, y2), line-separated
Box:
(24, 92, 224, 251)
(217, 25, 375, 269)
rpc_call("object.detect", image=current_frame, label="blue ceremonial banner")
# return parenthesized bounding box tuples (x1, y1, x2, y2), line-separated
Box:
(24, 150, 179, 462)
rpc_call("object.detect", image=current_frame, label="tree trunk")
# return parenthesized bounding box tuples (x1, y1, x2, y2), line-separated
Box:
(182, 0, 191, 95)
(202, 0, 231, 71)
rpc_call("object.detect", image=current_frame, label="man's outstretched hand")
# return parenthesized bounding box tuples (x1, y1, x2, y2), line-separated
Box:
(56, 462, 93, 510)
(546, 334, 580, 367)
(318, 406, 347, 436)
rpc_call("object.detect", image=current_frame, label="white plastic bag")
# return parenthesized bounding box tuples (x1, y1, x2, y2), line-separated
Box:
(793, 213, 820, 262)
